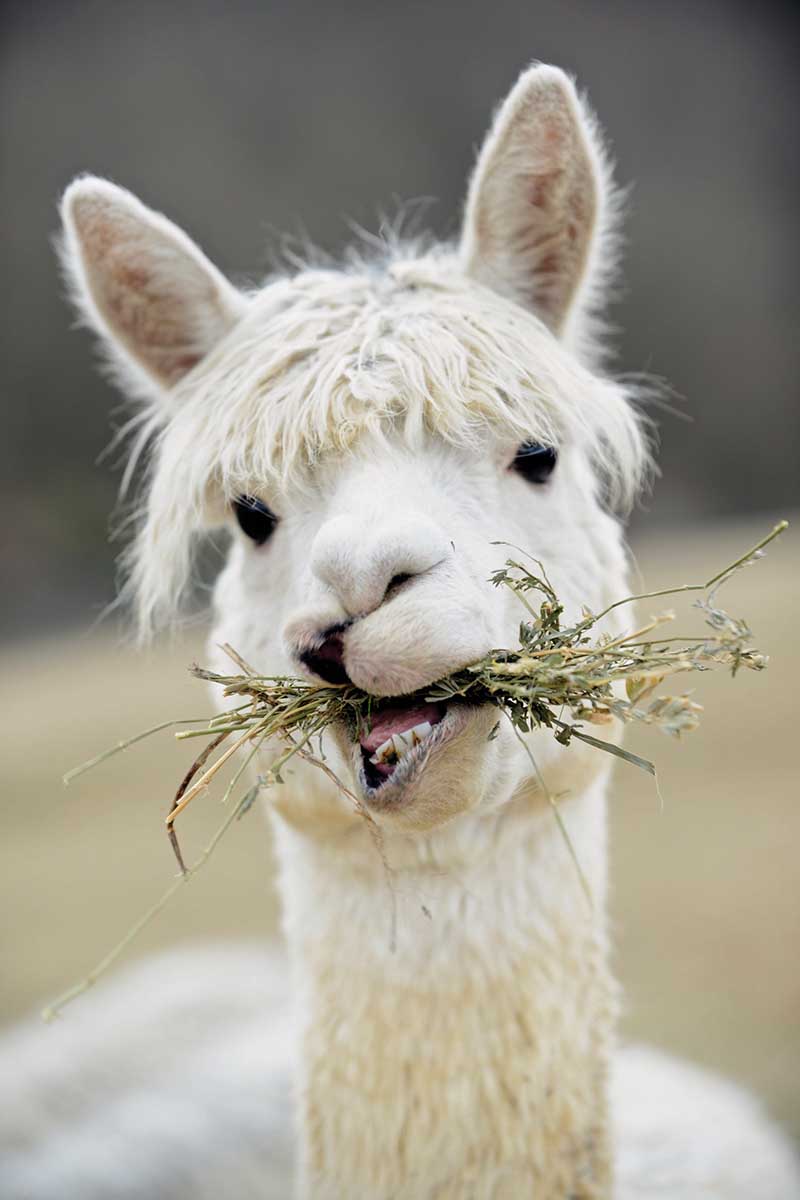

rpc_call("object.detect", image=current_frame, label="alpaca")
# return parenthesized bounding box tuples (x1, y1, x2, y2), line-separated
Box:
(2, 64, 798, 1199)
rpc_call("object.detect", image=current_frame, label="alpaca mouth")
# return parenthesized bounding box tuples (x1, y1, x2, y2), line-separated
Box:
(359, 699, 446, 787)
(353, 697, 472, 800)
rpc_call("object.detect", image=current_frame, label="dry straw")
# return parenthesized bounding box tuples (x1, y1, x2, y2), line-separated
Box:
(47, 520, 786, 1019)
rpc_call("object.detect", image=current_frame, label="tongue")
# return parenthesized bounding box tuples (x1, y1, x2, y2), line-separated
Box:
(359, 701, 445, 753)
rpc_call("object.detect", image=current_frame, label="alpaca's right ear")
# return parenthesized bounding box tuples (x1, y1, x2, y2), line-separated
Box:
(60, 177, 247, 395)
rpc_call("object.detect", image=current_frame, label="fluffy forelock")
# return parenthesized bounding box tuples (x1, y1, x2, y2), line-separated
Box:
(126, 249, 650, 636)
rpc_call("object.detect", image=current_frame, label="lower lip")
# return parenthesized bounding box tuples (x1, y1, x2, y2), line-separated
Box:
(352, 704, 475, 806)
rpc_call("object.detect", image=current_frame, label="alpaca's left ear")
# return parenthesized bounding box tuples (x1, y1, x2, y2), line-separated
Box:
(60, 177, 247, 394)
(460, 65, 612, 345)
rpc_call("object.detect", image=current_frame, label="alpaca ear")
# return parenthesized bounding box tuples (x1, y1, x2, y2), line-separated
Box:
(460, 64, 610, 341)
(60, 177, 246, 392)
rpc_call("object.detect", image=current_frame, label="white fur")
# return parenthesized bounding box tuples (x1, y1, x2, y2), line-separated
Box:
(5, 62, 796, 1198)
(2, 948, 796, 1199)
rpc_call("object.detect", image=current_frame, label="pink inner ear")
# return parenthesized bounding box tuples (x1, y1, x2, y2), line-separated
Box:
(461, 68, 601, 337)
(168, 353, 202, 377)
(535, 252, 562, 277)
(96, 252, 202, 384)
(113, 263, 151, 292)
(528, 171, 562, 211)
(65, 184, 241, 389)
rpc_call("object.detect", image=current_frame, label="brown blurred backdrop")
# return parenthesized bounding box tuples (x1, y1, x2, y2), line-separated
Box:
(1, 0, 798, 1144)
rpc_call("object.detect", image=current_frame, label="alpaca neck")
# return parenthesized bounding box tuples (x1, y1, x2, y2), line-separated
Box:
(273, 780, 615, 1200)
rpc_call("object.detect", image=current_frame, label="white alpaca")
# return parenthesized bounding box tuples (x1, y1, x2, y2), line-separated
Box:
(2, 64, 797, 1199)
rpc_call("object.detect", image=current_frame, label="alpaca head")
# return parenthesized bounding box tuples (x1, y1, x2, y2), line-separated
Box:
(61, 65, 647, 839)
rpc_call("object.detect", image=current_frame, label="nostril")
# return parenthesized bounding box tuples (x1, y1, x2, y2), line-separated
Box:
(386, 572, 412, 596)
(300, 630, 351, 686)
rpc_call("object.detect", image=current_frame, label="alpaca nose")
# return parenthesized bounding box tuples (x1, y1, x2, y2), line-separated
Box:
(309, 514, 450, 618)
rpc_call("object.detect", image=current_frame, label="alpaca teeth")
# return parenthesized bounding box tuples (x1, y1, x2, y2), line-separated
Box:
(369, 721, 434, 765)
(392, 731, 413, 756)
(370, 737, 397, 765)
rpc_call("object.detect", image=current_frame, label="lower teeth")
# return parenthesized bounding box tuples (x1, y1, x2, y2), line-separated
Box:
(369, 719, 434, 766)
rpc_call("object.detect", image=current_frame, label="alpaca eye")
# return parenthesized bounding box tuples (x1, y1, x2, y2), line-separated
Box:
(233, 495, 278, 545)
(511, 442, 558, 485)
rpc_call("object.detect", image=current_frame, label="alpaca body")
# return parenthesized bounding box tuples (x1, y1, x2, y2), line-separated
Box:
(2, 945, 798, 1199)
(3, 61, 797, 1198)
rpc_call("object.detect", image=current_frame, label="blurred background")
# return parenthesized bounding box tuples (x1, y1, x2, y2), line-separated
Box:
(1, 0, 798, 1146)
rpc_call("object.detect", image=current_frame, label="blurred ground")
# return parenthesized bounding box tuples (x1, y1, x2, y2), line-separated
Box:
(1, 515, 797, 1135)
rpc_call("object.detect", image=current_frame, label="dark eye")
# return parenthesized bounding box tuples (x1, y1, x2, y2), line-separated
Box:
(511, 442, 558, 485)
(233, 495, 278, 545)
